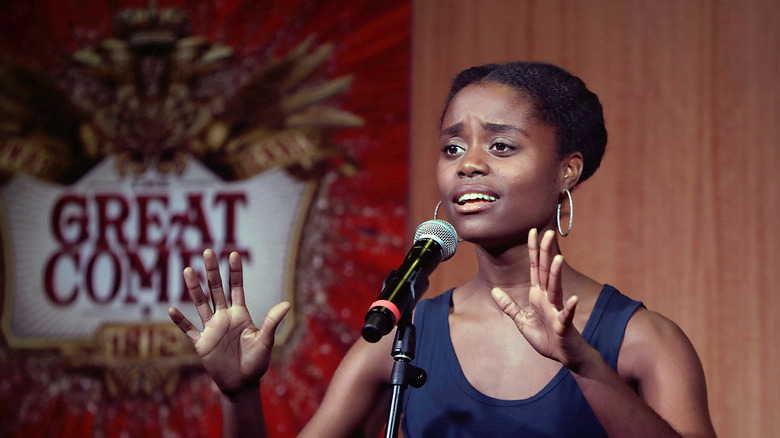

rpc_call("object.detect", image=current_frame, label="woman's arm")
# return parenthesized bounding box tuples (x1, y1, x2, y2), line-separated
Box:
(218, 336, 396, 438)
(169, 249, 396, 438)
(561, 308, 716, 437)
(589, 307, 717, 437)
(300, 335, 396, 437)
(168, 249, 289, 438)
(490, 229, 716, 437)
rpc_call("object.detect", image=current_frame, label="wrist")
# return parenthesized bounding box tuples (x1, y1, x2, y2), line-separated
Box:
(564, 340, 603, 375)
(222, 381, 262, 404)
(220, 382, 267, 437)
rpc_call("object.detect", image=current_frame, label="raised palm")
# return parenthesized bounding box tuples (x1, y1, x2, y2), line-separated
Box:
(168, 249, 290, 395)
(490, 229, 585, 369)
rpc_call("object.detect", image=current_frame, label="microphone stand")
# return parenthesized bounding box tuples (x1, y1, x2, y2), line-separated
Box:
(384, 312, 426, 438)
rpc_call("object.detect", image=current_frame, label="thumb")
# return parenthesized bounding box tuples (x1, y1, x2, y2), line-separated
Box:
(491, 287, 527, 330)
(258, 301, 292, 348)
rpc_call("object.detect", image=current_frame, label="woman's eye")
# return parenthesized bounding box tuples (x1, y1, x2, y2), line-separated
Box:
(491, 142, 513, 153)
(442, 144, 463, 155)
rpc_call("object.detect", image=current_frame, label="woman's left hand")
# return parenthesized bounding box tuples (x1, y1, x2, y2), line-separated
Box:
(490, 228, 590, 370)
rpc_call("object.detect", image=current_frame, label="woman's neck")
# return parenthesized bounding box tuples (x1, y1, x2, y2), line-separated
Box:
(468, 231, 567, 306)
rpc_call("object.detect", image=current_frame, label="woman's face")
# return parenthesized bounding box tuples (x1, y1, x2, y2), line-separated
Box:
(436, 82, 571, 248)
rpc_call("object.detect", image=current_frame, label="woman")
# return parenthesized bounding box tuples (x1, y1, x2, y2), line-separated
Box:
(169, 62, 717, 437)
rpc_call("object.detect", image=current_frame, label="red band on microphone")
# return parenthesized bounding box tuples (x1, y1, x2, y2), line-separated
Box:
(370, 299, 400, 323)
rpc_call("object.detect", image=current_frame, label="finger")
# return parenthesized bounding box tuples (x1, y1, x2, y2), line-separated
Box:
(258, 301, 292, 349)
(168, 306, 202, 344)
(547, 254, 565, 310)
(203, 249, 228, 310)
(528, 228, 540, 288)
(183, 266, 214, 324)
(558, 295, 579, 328)
(538, 230, 556, 289)
(228, 252, 246, 307)
(490, 287, 527, 333)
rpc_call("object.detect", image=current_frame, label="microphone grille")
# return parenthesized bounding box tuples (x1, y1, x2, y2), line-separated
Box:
(414, 219, 458, 261)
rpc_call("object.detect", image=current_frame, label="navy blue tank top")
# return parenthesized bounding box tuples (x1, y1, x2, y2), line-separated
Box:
(401, 285, 643, 437)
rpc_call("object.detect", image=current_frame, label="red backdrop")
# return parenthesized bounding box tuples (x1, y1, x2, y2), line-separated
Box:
(0, 1, 410, 436)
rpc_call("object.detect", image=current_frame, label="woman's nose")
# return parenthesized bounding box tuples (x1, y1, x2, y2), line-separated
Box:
(457, 146, 488, 177)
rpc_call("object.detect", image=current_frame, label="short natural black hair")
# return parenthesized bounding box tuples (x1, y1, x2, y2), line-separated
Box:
(441, 62, 607, 184)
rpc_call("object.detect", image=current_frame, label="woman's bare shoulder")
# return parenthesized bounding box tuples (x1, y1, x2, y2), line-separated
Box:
(618, 307, 704, 384)
(617, 306, 716, 435)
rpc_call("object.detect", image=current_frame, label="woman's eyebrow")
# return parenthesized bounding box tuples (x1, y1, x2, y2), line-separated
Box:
(440, 122, 463, 137)
(483, 122, 528, 136)
(440, 122, 528, 137)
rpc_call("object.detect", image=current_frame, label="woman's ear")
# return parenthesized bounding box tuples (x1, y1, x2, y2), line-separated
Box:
(562, 152, 584, 190)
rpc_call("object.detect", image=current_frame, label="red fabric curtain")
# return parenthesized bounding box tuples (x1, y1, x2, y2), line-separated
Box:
(0, 1, 410, 437)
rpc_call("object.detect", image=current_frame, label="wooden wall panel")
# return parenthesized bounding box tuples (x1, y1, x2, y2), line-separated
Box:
(410, 1, 780, 436)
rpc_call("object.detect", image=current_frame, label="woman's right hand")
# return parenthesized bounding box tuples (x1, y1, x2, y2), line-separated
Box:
(168, 249, 291, 396)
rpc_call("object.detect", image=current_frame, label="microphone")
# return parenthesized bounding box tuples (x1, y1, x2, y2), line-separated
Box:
(361, 219, 458, 343)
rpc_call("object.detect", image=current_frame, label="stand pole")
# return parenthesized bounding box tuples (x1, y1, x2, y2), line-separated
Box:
(384, 314, 426, 438)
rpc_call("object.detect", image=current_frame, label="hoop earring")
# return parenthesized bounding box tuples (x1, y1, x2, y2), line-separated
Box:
(556, 189, 573, 237)
(433, 201, 463, 242)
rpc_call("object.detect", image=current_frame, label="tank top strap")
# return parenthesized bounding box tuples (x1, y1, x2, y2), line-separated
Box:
(582, 284, 644, 370)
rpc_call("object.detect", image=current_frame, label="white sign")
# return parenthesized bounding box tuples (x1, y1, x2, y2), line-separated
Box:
(1, 156, 311, 346)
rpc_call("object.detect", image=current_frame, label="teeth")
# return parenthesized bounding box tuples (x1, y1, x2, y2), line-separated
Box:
(458, 193, 497, 204)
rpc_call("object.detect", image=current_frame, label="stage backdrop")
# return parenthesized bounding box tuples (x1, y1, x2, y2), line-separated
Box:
(409, 1, 780, 437)
(0, 1, 409, 437)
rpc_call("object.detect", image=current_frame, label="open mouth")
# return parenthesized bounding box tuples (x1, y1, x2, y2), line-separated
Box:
(457, 193, 497, 205)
